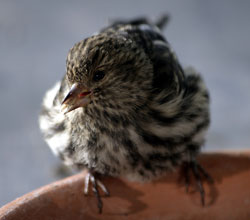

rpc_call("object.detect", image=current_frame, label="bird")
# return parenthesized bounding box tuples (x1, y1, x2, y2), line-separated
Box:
(39, 15, 212, 213)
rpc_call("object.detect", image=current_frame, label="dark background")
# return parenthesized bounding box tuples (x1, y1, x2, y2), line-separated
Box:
(1, 0, 250, 207)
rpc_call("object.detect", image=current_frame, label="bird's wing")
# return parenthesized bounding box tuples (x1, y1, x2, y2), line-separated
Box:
(39, 75, 71, 158)
(149, 32, 186, 97)
(108, 14, 170, 30)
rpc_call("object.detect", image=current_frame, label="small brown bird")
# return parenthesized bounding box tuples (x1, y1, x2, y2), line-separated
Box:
(39, 15, 212, 213)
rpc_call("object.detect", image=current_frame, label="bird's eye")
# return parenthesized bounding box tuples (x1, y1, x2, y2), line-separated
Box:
(93, 70, 105, 82)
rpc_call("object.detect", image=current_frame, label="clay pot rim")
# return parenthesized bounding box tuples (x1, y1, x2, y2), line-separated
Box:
(1, 151, 250, 220)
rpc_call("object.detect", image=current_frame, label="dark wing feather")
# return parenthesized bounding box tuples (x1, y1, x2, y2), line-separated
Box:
(121, 16, 185, 96)
(150, 40, 186, 96)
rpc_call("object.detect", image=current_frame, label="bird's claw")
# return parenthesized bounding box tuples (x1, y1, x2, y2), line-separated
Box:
(84, 171, 109, 214)
(182, 161, 213, 206)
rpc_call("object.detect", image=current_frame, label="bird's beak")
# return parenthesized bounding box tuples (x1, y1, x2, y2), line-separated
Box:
(61, 83, 91, 114)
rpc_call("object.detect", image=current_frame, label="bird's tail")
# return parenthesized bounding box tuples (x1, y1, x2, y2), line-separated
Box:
(155, 14, 170, 30)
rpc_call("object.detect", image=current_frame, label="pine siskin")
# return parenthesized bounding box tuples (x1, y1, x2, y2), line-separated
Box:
(39, 15, 212, 213)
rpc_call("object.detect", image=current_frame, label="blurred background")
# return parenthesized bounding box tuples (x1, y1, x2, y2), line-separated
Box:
(0, 0, 249, 207)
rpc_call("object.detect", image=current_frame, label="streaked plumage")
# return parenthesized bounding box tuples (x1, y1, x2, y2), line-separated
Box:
(39, 15, 211, 213)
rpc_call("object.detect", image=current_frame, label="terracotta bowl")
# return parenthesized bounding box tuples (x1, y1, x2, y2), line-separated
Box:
(1, 152, 250, 220)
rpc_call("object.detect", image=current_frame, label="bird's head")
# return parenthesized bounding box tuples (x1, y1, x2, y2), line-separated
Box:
(61, 33, 153, 114)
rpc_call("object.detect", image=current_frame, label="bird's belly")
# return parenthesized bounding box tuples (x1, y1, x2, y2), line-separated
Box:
(69, 131, 188, 182)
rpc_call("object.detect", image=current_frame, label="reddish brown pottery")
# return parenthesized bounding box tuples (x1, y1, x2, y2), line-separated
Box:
(1, 152, 250, 220)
